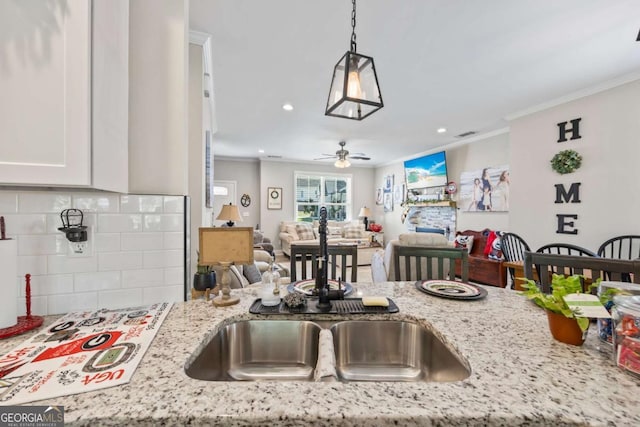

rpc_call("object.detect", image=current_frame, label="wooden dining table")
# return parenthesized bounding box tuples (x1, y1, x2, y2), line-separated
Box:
(506, 259, 596, 291)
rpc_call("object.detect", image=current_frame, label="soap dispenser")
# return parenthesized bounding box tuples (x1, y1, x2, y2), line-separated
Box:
(260, 258, 281, 306)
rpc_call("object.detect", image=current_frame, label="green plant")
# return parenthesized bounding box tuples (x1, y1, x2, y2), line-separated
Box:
(550, 149, 582, 174)
(520, 274, 590, 332)
(196, 251, 212, 274)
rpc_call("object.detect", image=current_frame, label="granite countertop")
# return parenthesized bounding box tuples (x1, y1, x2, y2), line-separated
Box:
(1, 282, 639, 426)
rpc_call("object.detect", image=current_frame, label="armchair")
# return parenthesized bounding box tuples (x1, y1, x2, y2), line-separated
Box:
(253, 230, 274, 256)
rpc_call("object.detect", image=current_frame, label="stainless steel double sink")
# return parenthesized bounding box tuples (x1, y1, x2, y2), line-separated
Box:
(185, 320, 470, 382)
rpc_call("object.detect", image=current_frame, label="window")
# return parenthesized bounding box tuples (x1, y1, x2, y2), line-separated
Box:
(294, 172, 352, 222)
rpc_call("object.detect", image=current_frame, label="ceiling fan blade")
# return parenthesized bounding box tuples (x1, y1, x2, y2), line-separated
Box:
(321, 153, 336, 157)
(350, 156, 371, 160)
(350, 152, 367, 156)
(314, 156, 337, 160)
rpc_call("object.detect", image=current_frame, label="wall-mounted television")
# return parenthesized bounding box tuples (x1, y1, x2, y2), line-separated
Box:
(404, 151, 448, 190)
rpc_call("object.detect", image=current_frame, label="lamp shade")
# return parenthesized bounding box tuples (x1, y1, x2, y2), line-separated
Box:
(334, 158, 351, 168)
(216, 203, 242, 223)
(358, 207, 372, 218)
(326, 51, 383, 121)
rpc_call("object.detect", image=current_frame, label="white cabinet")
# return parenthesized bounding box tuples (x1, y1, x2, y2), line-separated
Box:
(0, 0, 128, 192)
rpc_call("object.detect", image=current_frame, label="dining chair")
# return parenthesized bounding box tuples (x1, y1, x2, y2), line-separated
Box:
(536, 243, 597, 257)
(501, 232, 532, 285)
(597, 235, 640, 260)
(393, 246, 468, 282)
(523, 251, 640, 293)
(289, 244, 358, 283)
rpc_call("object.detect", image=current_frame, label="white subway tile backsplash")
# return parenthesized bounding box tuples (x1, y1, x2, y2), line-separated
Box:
(143, 285, 182, 305)
(121, 232, 163, 251)
(164, 267, 184, 285)
(98, 252, 143, 271)
(18, 234, 67, 256)
(48, 292, 98, 315)
(95, 233, 121, 252)
(163, 196, 184, 213)
(19, 193, 71, 213)
(2, 190, 185, 316)
(0, 192, 18, 212)
(163, 232, 184, 249)
(98, 214, 142, 232)
(21, 274, 74, 296)
(47, 255, 98, 274)
(74, 271, 121, 292)
(143, 214, 183, 232)
(98, 289, 144, 309)
(120, 195, 163, 213)
(143, 250, 183, 268)
(1, 214, 47, 235)
(122, 269, 164, 288)
(18, 255, 48, 276)
(73, 194, 119, 212)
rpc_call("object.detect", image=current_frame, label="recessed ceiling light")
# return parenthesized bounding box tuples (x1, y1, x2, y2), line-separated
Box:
(437, 127, 447, 134)
(258, 149, 265, 153)
(282, 103, 294, 111)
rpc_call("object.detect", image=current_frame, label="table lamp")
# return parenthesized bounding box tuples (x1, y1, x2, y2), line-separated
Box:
(358, 206, 372, 231)
(216, 203, 242, 227)
(199, 227, 254, 307)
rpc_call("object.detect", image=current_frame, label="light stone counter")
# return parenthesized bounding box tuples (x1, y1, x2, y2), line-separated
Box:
(1, 282, 639, 426)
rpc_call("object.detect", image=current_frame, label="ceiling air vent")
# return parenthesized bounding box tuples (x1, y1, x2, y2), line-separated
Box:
(456, 131, 477, 138)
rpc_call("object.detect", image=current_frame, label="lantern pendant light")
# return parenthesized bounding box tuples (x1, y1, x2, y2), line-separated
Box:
(325, 0, 383, 120)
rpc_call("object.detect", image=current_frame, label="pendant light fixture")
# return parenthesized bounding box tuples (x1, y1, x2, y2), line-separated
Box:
(325, 0, 383, 120)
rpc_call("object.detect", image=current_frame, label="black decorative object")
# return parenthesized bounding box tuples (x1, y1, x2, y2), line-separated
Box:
(325, 0, 383, 120)
(550, 149, 582, 174)
(58, 209, 88, 242)
(193, 271, 216, 291)
(240, 194, 251, 207)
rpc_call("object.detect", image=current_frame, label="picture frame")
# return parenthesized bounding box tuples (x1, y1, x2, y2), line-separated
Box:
(267, 187, 282, 210)
(375, 188, 383, 205)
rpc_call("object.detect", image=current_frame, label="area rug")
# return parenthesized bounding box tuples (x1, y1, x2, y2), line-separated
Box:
(0, 302, 172, 405)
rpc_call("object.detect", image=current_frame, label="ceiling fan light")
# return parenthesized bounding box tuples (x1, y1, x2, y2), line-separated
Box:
(334, 158, 351, 168)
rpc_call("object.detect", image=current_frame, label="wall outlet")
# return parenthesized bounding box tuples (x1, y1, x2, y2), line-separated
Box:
(67, 227, 93, 257)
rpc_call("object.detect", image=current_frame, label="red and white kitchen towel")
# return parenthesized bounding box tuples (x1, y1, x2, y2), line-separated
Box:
(0, 302, 172, 405)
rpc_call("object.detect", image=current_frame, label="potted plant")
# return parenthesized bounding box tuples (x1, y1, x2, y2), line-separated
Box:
(521, 274, 590, 346)
(194, 253, 216, 291)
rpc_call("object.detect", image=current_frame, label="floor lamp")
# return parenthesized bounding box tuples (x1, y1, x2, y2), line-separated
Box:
(199, 227, 254, 307)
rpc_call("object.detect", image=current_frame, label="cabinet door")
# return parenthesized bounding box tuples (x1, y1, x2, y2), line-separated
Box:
(0, 0, 91, 186)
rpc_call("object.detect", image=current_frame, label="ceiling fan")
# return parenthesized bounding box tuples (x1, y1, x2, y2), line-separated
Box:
(314, 141, 371, 168)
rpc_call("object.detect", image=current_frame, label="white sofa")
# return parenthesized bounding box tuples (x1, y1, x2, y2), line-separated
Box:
(371, 233, 453, 282)
(278, 220, 373, 256)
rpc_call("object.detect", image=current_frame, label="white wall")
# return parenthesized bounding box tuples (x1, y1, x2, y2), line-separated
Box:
(213, 158, 261, 227)
(260, 161, 376, 249)
(129, 0, 189, 195)
(0, 191, 185, 316)
(509, 79, 640, 251)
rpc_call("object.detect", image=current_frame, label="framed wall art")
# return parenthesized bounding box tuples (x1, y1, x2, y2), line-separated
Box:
(267, 187, 282, 210)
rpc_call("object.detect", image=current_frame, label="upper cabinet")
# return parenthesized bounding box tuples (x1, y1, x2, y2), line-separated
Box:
(0, 0, 128, 192)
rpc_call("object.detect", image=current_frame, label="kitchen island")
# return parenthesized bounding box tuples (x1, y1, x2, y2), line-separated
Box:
(1, 282, 638, 426)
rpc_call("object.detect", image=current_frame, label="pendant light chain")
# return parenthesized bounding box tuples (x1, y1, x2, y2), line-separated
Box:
(350, 0, 357, 52)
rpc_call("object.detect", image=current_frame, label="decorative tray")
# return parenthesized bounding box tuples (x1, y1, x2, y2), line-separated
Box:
(415, 280, 488, 300)
(249, 298, 399, 315)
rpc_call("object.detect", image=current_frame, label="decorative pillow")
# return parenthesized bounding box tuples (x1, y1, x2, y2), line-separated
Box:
(454, 235, 474, 253)
(327, 226, 343, 236)
(295, 223, 315, 240)
(285, 224, 299, 241)
(242, 262, 262, 284)
(343, 225, 363, 239)
(484, 231, 504, 260)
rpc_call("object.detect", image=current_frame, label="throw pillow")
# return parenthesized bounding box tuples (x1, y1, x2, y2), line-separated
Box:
(295, 223, 315, 240)
(285, 224, 299, 241)
(343, 225, 362, 239)
(328, 226, 343, 236)
(242, 262, 262, 284)
(484, 231, 504, 260)
(454, 235, 474, 253)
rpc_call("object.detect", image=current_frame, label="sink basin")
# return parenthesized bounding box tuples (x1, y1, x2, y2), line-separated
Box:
(185, 320, 321, 381)
(331, 320, 470, 382)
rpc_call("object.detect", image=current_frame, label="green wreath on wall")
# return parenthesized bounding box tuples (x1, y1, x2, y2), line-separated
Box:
(550, 149, 582, 174)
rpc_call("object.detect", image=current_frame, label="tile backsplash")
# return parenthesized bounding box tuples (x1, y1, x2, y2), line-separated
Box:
(0, 191, 185, 316)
